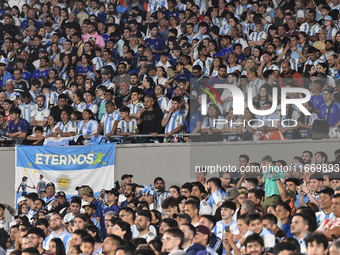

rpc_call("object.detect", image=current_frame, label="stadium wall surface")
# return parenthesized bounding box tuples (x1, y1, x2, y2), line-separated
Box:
(1, 139, 340, 215)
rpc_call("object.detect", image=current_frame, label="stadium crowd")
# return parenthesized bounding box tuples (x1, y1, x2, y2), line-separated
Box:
(2, 0, 340, 144)
(2, 151, 340, 255)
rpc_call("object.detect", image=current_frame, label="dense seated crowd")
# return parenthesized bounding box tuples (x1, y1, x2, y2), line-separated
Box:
(2, 0, 340, 144)
(2, 151, 340, 255)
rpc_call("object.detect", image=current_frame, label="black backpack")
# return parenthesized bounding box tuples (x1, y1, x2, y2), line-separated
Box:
(311, 102, 333, 139)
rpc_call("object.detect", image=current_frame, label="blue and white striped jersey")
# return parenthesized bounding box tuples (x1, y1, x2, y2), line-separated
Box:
(247, 78, 266, 98)
(232, 38, 248, 50)
(19, 102, 37, 125)
(53, 120, 77, 135)
(100, 110, 121, 135)
(316, 211, 335, 227)
(31, 107, 50, 123)
(93, 57, 104, 70)
(50, 90, 73, 106)
(147, 0, 168, 14)
(235, 4, 253, 16)
(226, 64, 242, 74)
(208, 190, 223, 214)
(103, 62, 117, 73)
(257, 113, 279, 128)
(201, 116, 224, 129)
(94, 97, 106, 109)
(249, 31, 267, 42)
(193, 57, 213, 76)
(102, 80, 116, 90)
(85, 103, 99, 115)
(72, 102, 87, 112)
(304, 58, 324, 71)
(192, 33, 210, 42)
(127, 101, 144, 115)
(117, 118, 138, 134)
(157, 96, 169, 113)
(77, 119, 98, 136)
(213, 220, 238, 240)
(177, 3, 186, 11)
(164, 110, 183, 134)
(299, 22, 321, 46)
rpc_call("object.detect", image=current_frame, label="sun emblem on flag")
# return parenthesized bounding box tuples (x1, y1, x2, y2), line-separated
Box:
(56, 174, 72, 191)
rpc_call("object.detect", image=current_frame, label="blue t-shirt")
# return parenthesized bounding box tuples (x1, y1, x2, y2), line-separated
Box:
(218, 46, 233, 58)
(145, 37, 165, 61)
(310, 94, 324, 110)
(77, 65, 93, 74)
(8, 118, 29, 134)
(166, 10, 179, 19)
(176, 69, 192, 82)
(32, 69, 50, 79)
(319, 101, 340, 127)
(186, 112, 202, 133)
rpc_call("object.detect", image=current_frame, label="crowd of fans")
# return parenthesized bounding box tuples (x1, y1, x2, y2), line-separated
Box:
(2, 151, 340, 255)
(3, 0, 340, 144)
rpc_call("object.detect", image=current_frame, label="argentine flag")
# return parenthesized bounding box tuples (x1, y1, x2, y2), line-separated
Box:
(15, 144, 115, 204)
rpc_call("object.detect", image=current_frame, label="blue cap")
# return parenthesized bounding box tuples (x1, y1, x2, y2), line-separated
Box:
(325, 16, 333, 21)
(86, 72, 96, 80)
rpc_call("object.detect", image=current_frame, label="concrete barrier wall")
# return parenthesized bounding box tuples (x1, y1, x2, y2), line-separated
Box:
(2, 139, 340, 215)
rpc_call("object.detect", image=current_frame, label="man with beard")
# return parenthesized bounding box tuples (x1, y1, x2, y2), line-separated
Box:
(302, 151, 313, 165)
(193, 45, 213, 77)
(101, 234, 122, 255)
(134, 210, 155, 242)
(154, 177, 169, 213)
(31, 95, 50, 129)
(83, 203, 101, 231)
(328, 54, 340, 80)
(43, 213, 72, 251)
(32, 56, 50, 79)
(320, 40, 336, 62)
(33, 198, 45, 215)
(116, 82, 131, 106)
(113, 63, 131, 88)
(121, 184, 134, 208)
(208, 64, 228, 86)
(207, 178, 223, 215)
(130, 73, 139, 87)
(243, 234, 265, 255)
(27, 227, 54, 255)
(277, 61, 303, 88)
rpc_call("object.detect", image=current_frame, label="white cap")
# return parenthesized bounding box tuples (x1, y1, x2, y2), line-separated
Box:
(17, 196, 27, 204)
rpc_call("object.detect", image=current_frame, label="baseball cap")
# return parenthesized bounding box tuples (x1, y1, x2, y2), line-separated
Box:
(139, 56, 147, 61)
(105, 188, 119, 196)
(82, 202, 97, 210)
(82, 187, 94, 196)
(154, 177, 165, 184)
(174, 84, 184, 90)
(128, 11, 137, 17)
(121, 174, 133, 180)
(38, 48, 47, 54)
(55, 191, 66, 198)
(196, 225, 211, 239)
(0, 58, 8, 66)
(86, 72, 96, 80)
(324, 15, 333, 21)
(75, 185, 89, 191)
(225, 188, 240, 200)
(101, 68, 111, 75)
(46, 182, 55, 188)
(27, 25, 37, 31)
(286, 190, 296, 202)
(17, 197, 27, 204)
